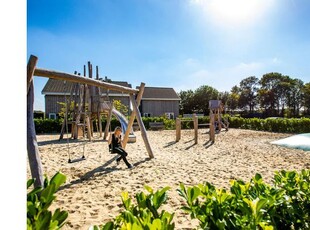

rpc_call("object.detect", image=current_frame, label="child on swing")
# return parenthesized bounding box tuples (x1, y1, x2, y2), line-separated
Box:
(108, 126, 133, 169)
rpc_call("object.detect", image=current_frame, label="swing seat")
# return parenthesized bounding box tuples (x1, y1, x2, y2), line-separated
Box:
(68, 155, 86, 163)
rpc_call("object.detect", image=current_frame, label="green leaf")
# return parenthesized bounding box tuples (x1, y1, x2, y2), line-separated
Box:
(50, 172, 66, 191)
(27, 178, 35, 189)
(189, 186, 200, 204)
(35, 211, 52, 230)
(40, 183, 56, 207)
(144, 185, 154, 194)
(51, 208, 68, 227)
(101, 221, 114, 230)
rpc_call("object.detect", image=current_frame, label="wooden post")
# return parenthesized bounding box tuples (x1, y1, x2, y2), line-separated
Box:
(209, 111, 215, 142)
(85, 114, 92, 141)
(27, 55, 44, 188)
(129, 94, 154, 158)
(194, 114, 198, 144)
(103, 104, 113, 140)
(96, 66, 103, 137)
(87, 62, 94, 137)
(123, 82, 145, 148)
(176, 118, 181, 142)
(217, 108, 222, 131)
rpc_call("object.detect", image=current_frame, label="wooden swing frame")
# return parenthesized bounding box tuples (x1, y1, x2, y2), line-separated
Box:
(27, 55, 154, 188)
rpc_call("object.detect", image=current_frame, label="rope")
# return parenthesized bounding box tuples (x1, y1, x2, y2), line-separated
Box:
(63, 80, 71, 162)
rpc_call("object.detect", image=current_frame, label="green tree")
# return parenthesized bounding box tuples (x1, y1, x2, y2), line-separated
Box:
(302, 82, 310, 115)
(178, 90, 195, 115)
(113, 99, 128, 116)
(227, 85, 240, 112)
(258, 72, 284, 116)
(194, 85, 219, 115)
(238, 76, 259, 113)
(285, 78, 304, 117)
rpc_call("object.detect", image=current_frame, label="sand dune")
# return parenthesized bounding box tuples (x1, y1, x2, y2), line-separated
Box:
(27, 129, 310, 229)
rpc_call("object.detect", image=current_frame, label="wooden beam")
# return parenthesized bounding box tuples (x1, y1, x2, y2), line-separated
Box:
(209, 112, 215, 142)
(34, 68, 139, 94)
(176, 118, 181, 142)
(122, 82, 145, 148)
(194, 114, 198, 144)
(129, 94, 154, 158)
(27, 55, 44, 188)
(103, 104, 113, 140)
(27, 55, 38, 94)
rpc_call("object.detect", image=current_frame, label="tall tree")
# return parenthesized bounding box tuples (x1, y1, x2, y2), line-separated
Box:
(302, 82, 310, 115)
(259, 72, 284, 116)
(178, 90, 195, 115)
(286, 78, 304, 117)
(194, 85, 219, 115)
(227, 85, 240, 112)
(238, 76, 259, 113)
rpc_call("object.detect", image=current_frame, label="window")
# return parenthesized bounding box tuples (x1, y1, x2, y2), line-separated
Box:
(143, 113, 151, 117)
(165, 112, 174, 119)
(49, 113, 56, 119)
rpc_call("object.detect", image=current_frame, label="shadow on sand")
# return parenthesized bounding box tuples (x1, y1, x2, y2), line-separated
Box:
(59, 155, 152, 191)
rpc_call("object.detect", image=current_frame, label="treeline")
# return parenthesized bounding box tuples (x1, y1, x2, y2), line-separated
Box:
(179, 72, 310, 118)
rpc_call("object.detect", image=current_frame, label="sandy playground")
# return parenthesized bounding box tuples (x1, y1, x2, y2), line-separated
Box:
(27, 129, 310, 229)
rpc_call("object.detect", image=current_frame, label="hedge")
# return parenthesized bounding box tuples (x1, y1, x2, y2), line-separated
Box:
(33, 116, 310, 134)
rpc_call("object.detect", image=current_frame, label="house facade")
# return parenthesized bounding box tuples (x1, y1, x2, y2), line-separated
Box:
(139, 87, 181, 119)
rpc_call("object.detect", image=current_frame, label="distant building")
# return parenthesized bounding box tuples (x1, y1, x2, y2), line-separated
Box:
(42, 79, 180, 119)
(41, 78, 131, 119)
(138, 86, 181, 119)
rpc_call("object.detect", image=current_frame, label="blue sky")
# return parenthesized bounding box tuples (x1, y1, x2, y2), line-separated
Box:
(27, 0, 310, 111)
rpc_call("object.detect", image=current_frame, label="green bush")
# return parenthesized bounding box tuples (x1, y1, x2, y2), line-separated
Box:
(27, 172, 68, 230)
(92, 186, 174, 230)
(178, 169, 310, 229)
(34, 119, 63, 133)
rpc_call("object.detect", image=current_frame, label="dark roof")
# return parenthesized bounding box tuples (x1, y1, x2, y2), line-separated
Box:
(42, 79, 132, 95)
(137, 86, 180, 100)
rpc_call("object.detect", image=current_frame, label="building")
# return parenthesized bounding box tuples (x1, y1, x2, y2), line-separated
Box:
(41, 78, 132, 119)
(139, 86, 181, 119)
(42, 79, 180, 119)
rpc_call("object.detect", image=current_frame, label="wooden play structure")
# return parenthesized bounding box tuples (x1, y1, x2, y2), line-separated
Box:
(58, 61, 136, 143)
(175, 115, 199, 143)
(209, 100, 229, 132)
(27, 55, 154, 188)
(175, 100, 229, 144)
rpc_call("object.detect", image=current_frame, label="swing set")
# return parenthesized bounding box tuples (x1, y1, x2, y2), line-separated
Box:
(59, 61, 138, 163)
(27, 55, 154, 187)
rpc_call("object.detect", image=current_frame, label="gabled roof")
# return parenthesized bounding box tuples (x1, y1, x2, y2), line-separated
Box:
(137, 86, 180, 100)
(41, 78, 132, 95)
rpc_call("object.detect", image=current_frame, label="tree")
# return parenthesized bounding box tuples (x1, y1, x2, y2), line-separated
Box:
(238, 76, 259, 113)
(259, 72, 284, 116)
(219, 91, 230, 113)
(227, 85, 240, 112)
(302, 83, 310, 115)
(284, 78, 304, 117)
(193, 85, 219, 115)
(178, 90, 195, 115)
(113, 99, 129, 116)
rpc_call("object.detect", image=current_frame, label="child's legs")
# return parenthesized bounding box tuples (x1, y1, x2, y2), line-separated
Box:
(114, 147, 130, 166)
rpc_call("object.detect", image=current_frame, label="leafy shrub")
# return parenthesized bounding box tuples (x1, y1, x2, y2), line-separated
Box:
(91, 186, 174, 230)
(34, 118, 63, 133)
(178, 170, 310, 229)
(27, 172, 68, 230)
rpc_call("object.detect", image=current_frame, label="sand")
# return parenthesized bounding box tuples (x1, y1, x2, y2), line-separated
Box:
(27, 129, 310, 229)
